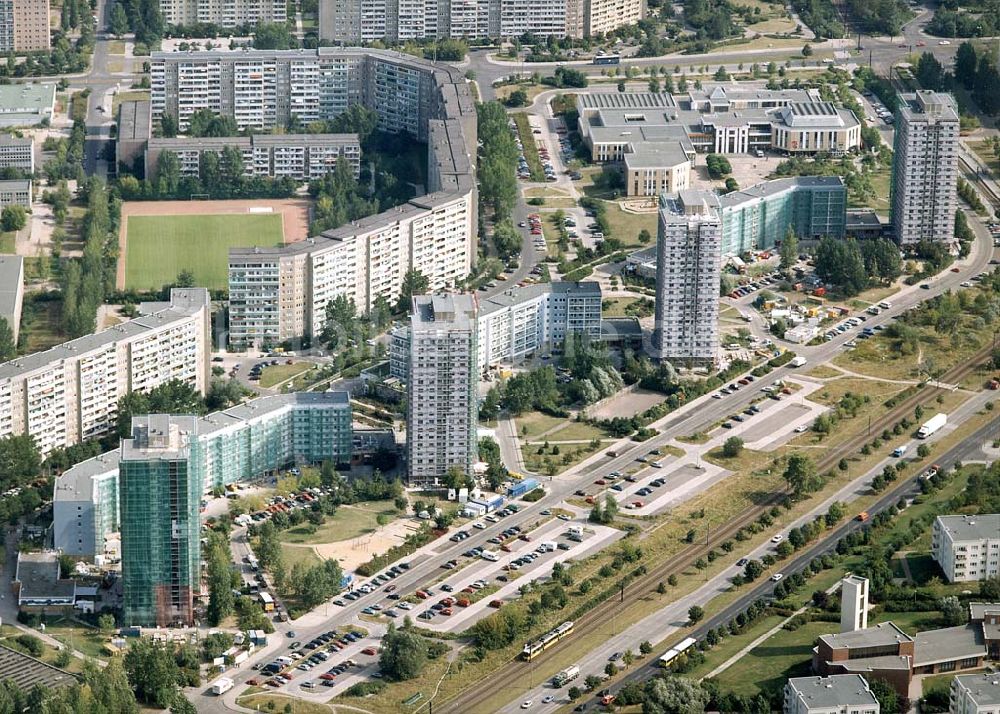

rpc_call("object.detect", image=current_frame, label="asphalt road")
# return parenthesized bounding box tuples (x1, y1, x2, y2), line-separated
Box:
(590, 413, 998, 710)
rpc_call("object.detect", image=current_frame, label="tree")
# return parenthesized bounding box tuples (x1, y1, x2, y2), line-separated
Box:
(568, 686, 582, 700)
(639, 640, 653, 655)
(956, 41, 978, 90)
(643, 676, 709, 714)
(815, 236, 868, 296)
(638, 228, 652, 244)
(0, 434, 40, 489)
(802, 43, 813, 56)
(124, 639, 182, 708)
(206, 534, 234, 626)
(940, 595, 965, 626)
(980, 574, 1000, 601)
(584, 674, 602, 691)
(605, 661, 618, 677)
(705, 153, 732, 179)
(869, 678, 900, 714)
(1, 204, 26, 232)
(0, 316, 14, 362)
(505, 88, 528, 107)
(783, 453, 822, 495)
(721, 436, 743, 458)
(379, 623, 428, 681)
(98, 613, 116, 633)
(109, 2, 128, 35)
(252, 22, 293, 49)
(743, 559, 764, 582)
(397, 268, 430, 312)
(687, 605, 704, 624)
(780, 226, 798, 270)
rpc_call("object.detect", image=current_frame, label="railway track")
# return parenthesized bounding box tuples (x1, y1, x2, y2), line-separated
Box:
(434, 343, 993, 713)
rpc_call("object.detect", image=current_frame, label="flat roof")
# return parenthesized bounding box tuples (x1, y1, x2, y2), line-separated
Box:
(0, 644, 76, 691)
(913, 624, 986, 667)
(899, 90, 959, 123)
(0, 83, 55, 124)
(0, 179, 30, 191)
(786, 675, 878, 709)
(15, 552, 75, 600)
(969, 602, 1000, 621)
(718, 176, 845, 209)
(412, 293, 477, 330)
(0, 255, 22, 324)
(0, 288, 208, 383)
(577, 91, 677, 111)
(117, 99, 151, 142)
(623, 141, 690, 169)
(818, 621, 913, 650)
(0, 134, 31, 146)
(478, 281, 600, 318)
(954, 673, 1000, 706)
(53, 450, 120, 503)
(935, 514, 1000, 542)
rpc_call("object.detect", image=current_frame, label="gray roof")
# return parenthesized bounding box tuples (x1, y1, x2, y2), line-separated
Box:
(0, 644, 76, 691)
(412, 293, 477, 331)
(0, 83, 55, 121)
(685, 85, 814, 107)
(53, 450, 120, 504)
(15, 552, 76, 601)
(577, 91, 677, 111)
(969, 602, 1000, 621)
(600, 317, 643, 337)
(827, 654, 913, 673)
(935, 514, 1000, 543)
(0, 255, 22, 325)
(913, 624, 986, 667)
(847, 209, 882, 229)
(818, 621, 913, 650)
(953, 673, 1000, 706)
(718, 176, 845, 209)
(623, 141, 691, 169)
(0, 288, 208, 382)
(786, 675, 879, 710)
(478, 282, 601, 318)
(899, 91, 959, 123)
(149, 133, 359, 151)
(0, 134, 31, 147)
(0, 179, 30, 192)
(117, 100, 152, 142)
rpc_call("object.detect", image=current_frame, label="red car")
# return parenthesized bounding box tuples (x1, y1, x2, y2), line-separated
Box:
(247, 678, 259, 686)
(320, 673, 336, 681)
(594, 479, 606, 485)
(361, 647, 378, 656)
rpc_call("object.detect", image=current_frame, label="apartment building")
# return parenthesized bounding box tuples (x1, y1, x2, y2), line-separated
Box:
(951, 673, 1000, 713)
(932, 514, 1000, 582)
(144, 133, 361, 182)
(0, 289, 210, 455)
(158, 0, 285, 27)
(0, 0, 49, 53)
(654, 191, 722, 367)
(54, 391, 353, 561)
(407, 294, 478, 486)
(390, 282, 603, 378)
(717, 176, 846, 255)
(224, 51, 477, 348)
(578, 88, 860, 162)
(891, 91, 959, 245)
(0, 134, 32, 172)
(783, 675, 880, 714)
(0, 178, 29, 208)
(318, 0, 640, 41)
(0, 255, 23, 343)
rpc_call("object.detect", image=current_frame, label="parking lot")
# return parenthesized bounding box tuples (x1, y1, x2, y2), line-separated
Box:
(355, 516, 623, 634)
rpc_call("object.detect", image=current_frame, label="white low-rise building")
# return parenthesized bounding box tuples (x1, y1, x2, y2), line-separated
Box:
(951, 673, 1000, 713)
(932, 514, 1000, 583)
(783, 675, 880, 714)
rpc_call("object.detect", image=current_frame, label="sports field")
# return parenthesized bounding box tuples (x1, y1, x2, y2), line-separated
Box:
(123, 213, 284, 291)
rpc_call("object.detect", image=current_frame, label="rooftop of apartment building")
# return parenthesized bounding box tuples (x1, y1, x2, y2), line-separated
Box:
(478, 281, 601, 317)
(0, 288, 209, 382)
(123, 414, 200, 461)
(0, 645, 76, 692)
(412, 293, 478, 330)
(0, 134, 31, 147)
(53, 450, 121, 502)
(785, 674, 878, 709)
(818, 621, 914, 650)
(953, 673, 1000, 705)
(0, 254, 23, 315)
(117, 99, 152, 142)
(14, 551, 76, 602)
(935, 513, 1000, 542)
(661, 189, 721, 222)
(898, 90, 959, 123)
(717, 176, 845, 208)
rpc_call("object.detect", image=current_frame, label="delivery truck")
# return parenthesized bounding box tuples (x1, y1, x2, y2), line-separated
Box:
(789, 355, 807, 367)
(917, 413, 947, 439)
(552, 665, 580, 687)
(210, 677, 234, 695)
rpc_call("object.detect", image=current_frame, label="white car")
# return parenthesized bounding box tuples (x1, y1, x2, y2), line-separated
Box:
(770, 534, 784, 544)
(770, 573, 784, 582)
(542, 695, 554, 704)
(939, 39, 951, 45)
(398, 602, 413, 610)
(521, 701, 533, 709)
(794, 425, 808, 433)
(473, 522, 486, 529)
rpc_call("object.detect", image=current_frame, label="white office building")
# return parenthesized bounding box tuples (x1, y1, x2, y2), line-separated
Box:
(407, 294, 478, 486)
(891, 91, 959, 246)
(654, 191, 722, 367)
(0, 289, 211, 455)
(951, 673, 1000, 714)
(0, 134, 32, 172)
(783, 675, 880, 714)
(932, 514, 1000, 583)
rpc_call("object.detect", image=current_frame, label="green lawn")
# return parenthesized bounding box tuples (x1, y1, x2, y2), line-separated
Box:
(123, 213, 284, 291)
(44, 618, 108, 659)
(280, 543, 322, 570)
(259, 362, 311, 388)
(0, 231, 14, 253)
(515, 412, 567, 439)
(280, 501, 399, 545)
(713, 621, 828, 696)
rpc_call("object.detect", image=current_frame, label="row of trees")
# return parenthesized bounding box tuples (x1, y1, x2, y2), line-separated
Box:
(953, 41, 1000, 115)
(477, 101, 518, 223)
(814, 236, 902, 297)
(61, 178, 117, 338)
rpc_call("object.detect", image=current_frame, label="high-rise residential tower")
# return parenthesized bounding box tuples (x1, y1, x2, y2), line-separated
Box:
(120, 415, 203, 627)
(654, 191, 722, 367)
(406, 294, 478, 486)
(891, 91, 959, 245)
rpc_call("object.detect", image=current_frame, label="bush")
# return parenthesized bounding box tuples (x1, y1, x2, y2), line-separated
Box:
(344, 680, 387, 696)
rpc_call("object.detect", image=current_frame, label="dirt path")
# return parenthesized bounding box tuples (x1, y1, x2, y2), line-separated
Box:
(115, 198, 311, 289)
